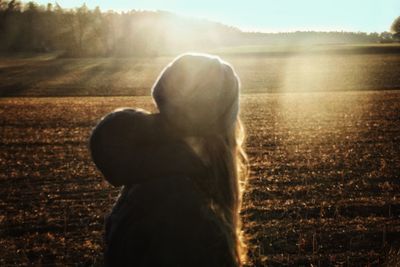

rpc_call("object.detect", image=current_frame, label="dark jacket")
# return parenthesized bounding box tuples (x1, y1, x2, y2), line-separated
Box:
(90, 109, 234, 267)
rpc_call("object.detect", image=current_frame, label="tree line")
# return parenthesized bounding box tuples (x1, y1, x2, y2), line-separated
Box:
(0, 0, 395, 57)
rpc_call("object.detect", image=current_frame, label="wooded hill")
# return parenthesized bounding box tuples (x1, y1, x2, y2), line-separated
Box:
(0, 0, 390, 57)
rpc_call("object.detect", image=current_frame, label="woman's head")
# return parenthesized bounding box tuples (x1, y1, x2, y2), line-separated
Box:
(152, 53, 240, 137)
(152, 53, 248, 266)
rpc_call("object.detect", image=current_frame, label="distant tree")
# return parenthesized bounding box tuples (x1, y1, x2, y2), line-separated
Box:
(391, 16, 400, 41)
(102, 11, 117, 55)
(75, 4, 90, 55)
(23, 2, 40, 51)
(0, 0, 21, 28)
(379, 31, 393, 43)
(391, 16, 400, 34)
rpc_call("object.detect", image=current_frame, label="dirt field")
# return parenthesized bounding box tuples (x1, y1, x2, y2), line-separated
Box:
(1, 91, 399, 266)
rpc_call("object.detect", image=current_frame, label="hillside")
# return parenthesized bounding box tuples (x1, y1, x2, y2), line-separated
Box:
(0, 1, 387, 57)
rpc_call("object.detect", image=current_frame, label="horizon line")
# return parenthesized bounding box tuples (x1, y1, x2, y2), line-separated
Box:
(19, 1, 393, 34)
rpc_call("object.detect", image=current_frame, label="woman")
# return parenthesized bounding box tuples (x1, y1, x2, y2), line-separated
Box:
(90, 53, 248, 266)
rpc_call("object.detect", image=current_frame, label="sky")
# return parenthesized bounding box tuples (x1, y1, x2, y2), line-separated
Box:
(26, 0, 400, 33)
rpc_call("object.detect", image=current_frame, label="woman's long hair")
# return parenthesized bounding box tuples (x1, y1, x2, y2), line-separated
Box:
(186, 119, 249, 266)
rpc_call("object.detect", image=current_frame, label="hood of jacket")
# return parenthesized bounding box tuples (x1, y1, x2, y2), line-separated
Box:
(89, 108, 206, 187)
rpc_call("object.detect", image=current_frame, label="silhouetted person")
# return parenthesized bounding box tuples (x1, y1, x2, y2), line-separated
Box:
(90, 54, 248, 266)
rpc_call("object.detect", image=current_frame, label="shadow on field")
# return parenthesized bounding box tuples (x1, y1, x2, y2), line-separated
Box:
(1, 45, 400, 96)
